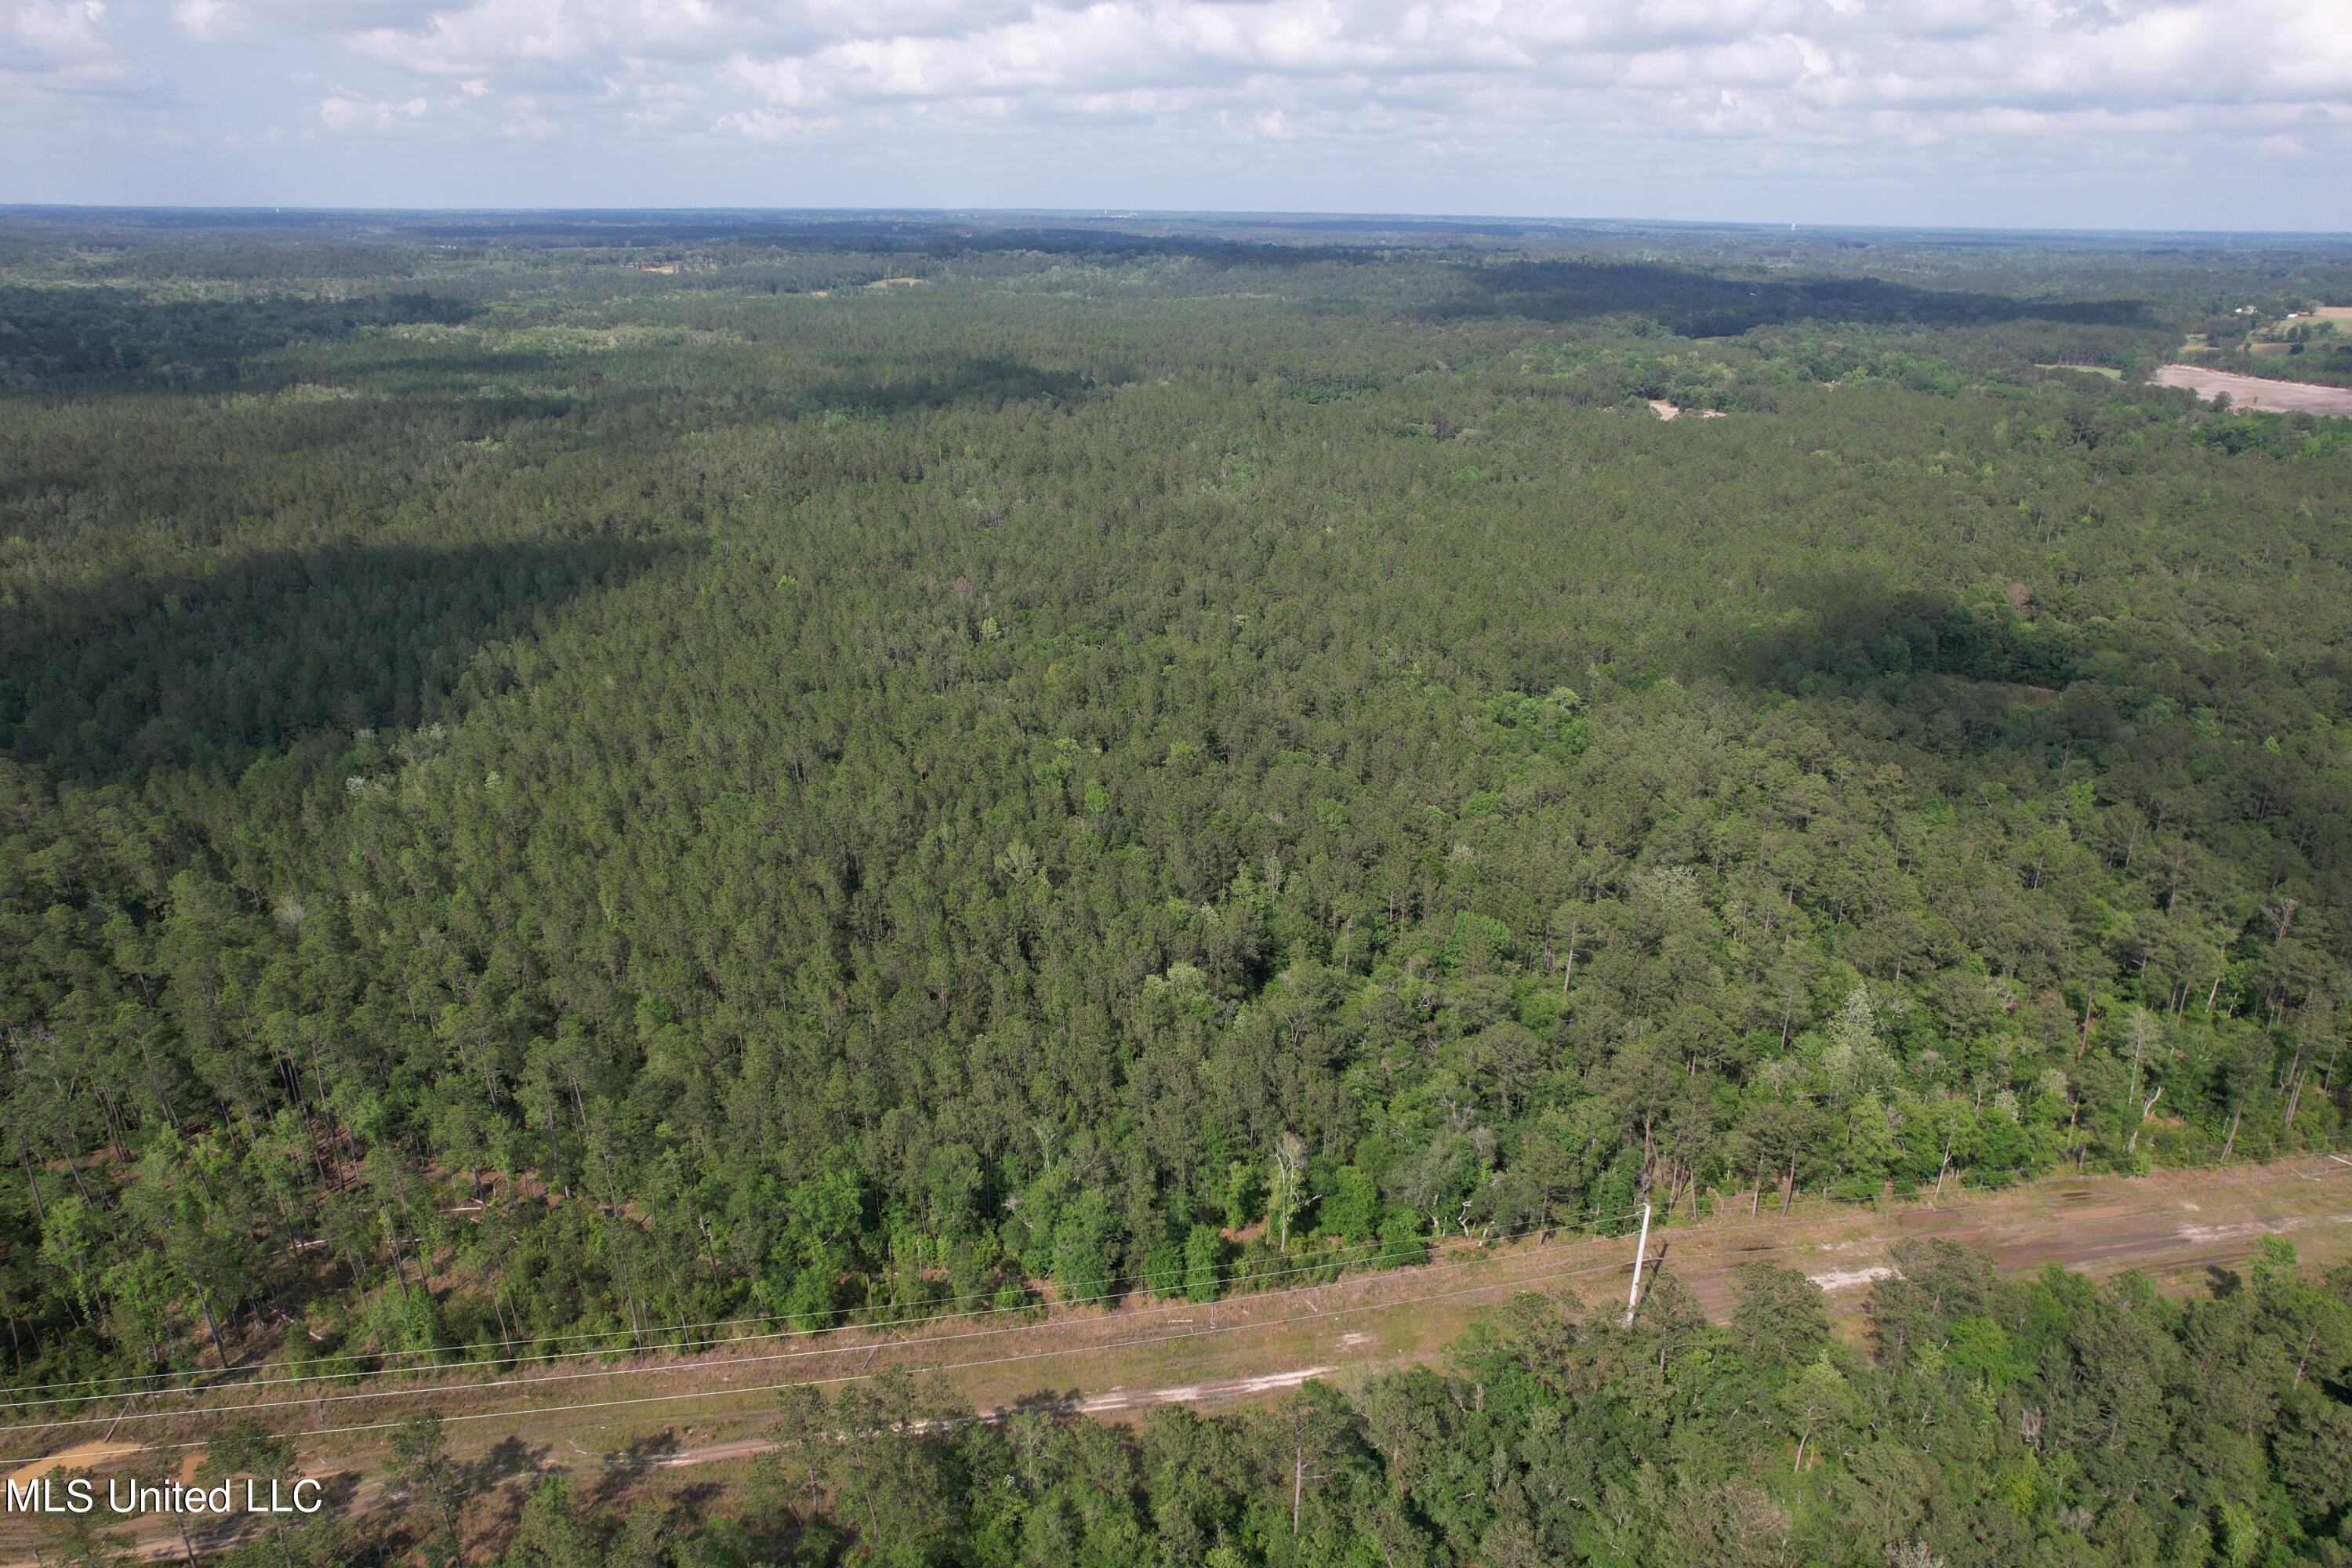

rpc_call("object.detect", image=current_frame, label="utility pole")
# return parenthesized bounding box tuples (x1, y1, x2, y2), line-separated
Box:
(1624, 1203, 1652, 1327)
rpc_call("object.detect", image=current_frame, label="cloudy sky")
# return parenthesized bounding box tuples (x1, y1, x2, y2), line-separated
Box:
(3, 0, 2347, 227)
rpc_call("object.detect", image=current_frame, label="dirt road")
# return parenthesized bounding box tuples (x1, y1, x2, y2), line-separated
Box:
(5, 1155, 2346, 1564)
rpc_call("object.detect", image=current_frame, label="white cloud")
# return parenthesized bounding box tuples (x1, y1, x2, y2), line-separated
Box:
(316, 88, 433, 132)
(711, 104, 840, 140)
(5, 0, 2350, 218)
(584, 0, 2352, 155)
(348, 0, 726, 78)
(2, 0, 140, 96)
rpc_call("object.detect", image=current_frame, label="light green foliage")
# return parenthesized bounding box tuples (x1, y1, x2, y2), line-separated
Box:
(1181, 1223, 1227, 1303)
(1317, 1166, 1380, 1243)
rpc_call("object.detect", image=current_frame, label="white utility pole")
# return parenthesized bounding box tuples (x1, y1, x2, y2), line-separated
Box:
(1624, 1202, 1653, 1327)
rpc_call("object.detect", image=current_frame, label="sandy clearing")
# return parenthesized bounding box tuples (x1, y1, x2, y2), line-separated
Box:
(627, 1366, 1344, 1474)
(1807, 1266, 1896, 1293)
(5, 1440, 141, 1485)
(2154, 364, 2352, 416)
(1076, 1366, 1335, 1416)
(1646, 399, 1728, 421)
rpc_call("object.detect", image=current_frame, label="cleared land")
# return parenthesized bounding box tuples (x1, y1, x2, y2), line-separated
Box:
(2155, 362, 2352, 414)
(4, 1155, 2347, 1566)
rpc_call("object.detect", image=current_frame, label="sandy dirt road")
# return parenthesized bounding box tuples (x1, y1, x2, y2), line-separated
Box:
(5, 1156, 2347, 1564)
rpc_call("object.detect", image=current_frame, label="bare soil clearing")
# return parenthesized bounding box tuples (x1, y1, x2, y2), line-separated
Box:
(3, 1440, 140, 1486)
(2155, 363, 2352, 415)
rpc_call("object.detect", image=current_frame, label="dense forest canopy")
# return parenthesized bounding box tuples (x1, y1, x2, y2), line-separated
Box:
(0, 211, 2348, 1462)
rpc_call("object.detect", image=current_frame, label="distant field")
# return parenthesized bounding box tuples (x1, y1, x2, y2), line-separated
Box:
(2037, 361, 2121, 378)
(2263, 311, 2347, 340)
(2156, 361, 2352, 414)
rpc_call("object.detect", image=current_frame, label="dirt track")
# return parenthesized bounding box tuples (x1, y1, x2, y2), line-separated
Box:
(5, 1156, 2347, 1564)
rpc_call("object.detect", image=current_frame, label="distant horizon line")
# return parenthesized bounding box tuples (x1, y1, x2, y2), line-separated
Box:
(3, 202, 2349, 243)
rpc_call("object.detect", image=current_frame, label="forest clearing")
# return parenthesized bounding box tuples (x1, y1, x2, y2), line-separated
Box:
(2154, 362, 2352, 412)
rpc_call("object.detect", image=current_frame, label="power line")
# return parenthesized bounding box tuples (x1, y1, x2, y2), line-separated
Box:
(29, 1131, 2337, 1406)
(0, 1226, 1721, 1465)
(0, 1193, 1652, 1404)
(0, 1210, 1650, 1435)
(4, 1143, 2338, 1434)
(8, 1156, 2340, 1457)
